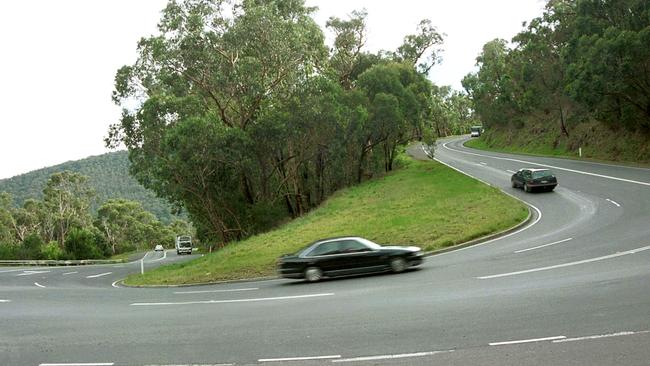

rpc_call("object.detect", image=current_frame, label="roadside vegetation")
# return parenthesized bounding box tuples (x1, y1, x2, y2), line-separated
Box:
(124, 158, 528, 285)
(463, 1, 650, 163)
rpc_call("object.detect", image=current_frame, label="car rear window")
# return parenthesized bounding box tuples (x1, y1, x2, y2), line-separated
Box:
(532, 170, 553, 179)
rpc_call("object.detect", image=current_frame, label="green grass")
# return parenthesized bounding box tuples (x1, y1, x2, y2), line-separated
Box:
(123, 158, 528, 286)
(109, 250, 144, 262)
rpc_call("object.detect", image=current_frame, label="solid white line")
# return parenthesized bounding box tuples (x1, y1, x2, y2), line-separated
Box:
(174, 287, 259, 294)
(333, 350, 454, 363)
(507, 169, 516, 173)
(86, 272, 113, 278)
(151, 250, 168, 262)
(258, 355, 340, 362)
(34, 282, 46, 288)
(0, 268, 29, 273)
(479, 244, 650, 279)
(514, 238, 573, 254)
(0, 299, 10, 303)
(16, 270, 51, 276)
(552, 330, 650, 343)
(606, 198, 621, 207)
(479, 162, 487, 165)
(130, 293, 334, 306)
(111, 280, 121, 288)
(62, 271, 78, 276)
(40, 363, 114, 366)
(489, 335, 566, 346)
(443, 141, 650, 187)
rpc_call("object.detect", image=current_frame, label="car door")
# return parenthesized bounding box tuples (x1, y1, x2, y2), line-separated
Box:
(337, 239, 385, 274)
(513, 170, 524, 186)
(304, 240, 346, 276)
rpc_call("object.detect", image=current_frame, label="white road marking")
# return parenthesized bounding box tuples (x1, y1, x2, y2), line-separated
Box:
(552, 330, 650, 343)
(86, 272, 113, 279)
(16, 270, 51, 276)
(111, 280, 121, 288)
(606, 198, 621, 207)
(151, 250, 168, 262)
(479, 162, 487, 165)
(507, 169, 516, 174)
(443, 141, 650, 187)
(174, 287, 258, 294)
(514, 238, 573, 254)
(62, 271, 78, 276)
(432, 153, 543, 255)
(258, 355, 341, 362)
(479, 244, 650, 279)
(142, 364, 233, 366)
(131, 293, 334, 306)
(34, 282, 46, 288)
(0, 299, 10, 303)
(333, 350, 454, 363)
(489, 335, 566, 346)
(0, 268, 30, 273)
(39, 363, 114, 366)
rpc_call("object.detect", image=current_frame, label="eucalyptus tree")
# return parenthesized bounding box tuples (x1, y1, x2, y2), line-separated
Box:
(395, 19, 445, 74)
(43, 171, 94, 248)
(95, 198, 161, 254)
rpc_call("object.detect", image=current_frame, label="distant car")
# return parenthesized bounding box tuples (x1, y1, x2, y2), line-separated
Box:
(154, 244, 164, 252)
(277, 237, 424, 282)
(511, 168, 557, 192)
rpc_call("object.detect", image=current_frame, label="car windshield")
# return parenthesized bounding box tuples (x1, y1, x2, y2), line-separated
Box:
(532, 170, 553, 179)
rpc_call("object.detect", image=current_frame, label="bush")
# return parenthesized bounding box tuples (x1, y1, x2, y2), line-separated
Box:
(65, 228, 104, 260)
(20, 233, 44, 259)
(41, 241, 64, 260)
(0, 242, 19, 260)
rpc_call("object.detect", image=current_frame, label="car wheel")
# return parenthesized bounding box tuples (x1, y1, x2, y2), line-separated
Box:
(524, 183, 531, 193)
(304, 267, 323, 282)
(390, 257, 407, 273)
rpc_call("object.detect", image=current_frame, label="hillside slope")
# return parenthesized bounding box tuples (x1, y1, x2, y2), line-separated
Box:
(0, 151, 181, 223)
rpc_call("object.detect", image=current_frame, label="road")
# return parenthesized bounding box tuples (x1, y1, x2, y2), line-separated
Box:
(1, 136, 649, 366)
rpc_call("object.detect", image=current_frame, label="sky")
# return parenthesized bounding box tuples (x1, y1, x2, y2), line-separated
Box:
(0, 0, 544, 180)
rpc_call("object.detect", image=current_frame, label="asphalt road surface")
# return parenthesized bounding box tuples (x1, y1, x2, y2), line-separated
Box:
(2, 136, 649, 366)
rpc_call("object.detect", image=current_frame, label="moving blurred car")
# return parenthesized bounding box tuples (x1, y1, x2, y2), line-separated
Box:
(277, 237, 424, 282)
(154, 244, 164, 252)
(511, 168, 557, 192)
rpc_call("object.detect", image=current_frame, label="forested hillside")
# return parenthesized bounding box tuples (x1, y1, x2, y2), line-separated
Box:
(0, 151, 180, 223)
(463, 0, 650, 163)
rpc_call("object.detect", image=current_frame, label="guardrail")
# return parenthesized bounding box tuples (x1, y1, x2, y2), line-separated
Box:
(0, 259, 125, 266)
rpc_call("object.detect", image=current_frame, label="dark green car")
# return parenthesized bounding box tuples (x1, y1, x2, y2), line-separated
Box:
(511, 168, 557, 192)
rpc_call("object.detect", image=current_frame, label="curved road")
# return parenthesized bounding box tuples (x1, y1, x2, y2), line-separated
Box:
(2, 136, 649, 366)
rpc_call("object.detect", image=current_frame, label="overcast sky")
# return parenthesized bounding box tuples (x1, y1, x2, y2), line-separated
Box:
(0, 0, 544, 180)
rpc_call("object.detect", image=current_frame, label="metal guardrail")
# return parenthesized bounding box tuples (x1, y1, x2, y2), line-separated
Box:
(0, 259, 125, 266)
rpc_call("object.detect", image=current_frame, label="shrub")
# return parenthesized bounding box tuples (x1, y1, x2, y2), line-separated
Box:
(41, 241, 64, 260)
(65, 228, 104, 260)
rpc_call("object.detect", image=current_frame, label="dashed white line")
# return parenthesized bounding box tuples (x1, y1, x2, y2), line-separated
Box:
(130, 293, 334, 306)
(443, 141, 650, 187)
(39, 363, 114, 366)
(174, 287, 258, 294)
(0, 268, 28, 273)
(16, 270, 51, 276)
(514, 238, 573, 254)
(259, 355, 341, 362)
(479, 244, 650, 279)
(332, 350, 454, 363)
(142, 364, 233, 366)
(552, 330, 650, 343)
(489, 335, 566, 346)
(86, 272, 113, 279)
(0, 299, 10, 303)
(507, 169, 516, 174)
(606, 198, 621, 207)
(479, 162, 487, 165)
(34, 282, 46, 288)
(62, 271, 78, 276)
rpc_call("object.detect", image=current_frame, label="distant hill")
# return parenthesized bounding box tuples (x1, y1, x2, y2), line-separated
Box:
(0, 150, 182, 223)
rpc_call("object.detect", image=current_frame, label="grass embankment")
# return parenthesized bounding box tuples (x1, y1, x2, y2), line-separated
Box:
(124, 158, 528, 285)
(465, 121, 650, 166)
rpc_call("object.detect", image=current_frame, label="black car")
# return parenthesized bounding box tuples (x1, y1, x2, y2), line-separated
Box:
(511, 168, 557, 192)
(277, 237, 424, 282)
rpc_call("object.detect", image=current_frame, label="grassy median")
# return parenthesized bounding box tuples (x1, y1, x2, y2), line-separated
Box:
(124, 157, 528, 285)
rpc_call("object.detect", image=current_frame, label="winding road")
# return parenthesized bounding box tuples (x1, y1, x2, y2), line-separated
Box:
(2, 136, 649, 366)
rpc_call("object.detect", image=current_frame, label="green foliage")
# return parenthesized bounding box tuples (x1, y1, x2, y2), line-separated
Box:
(0, 151, 182, 223)
(20, 233, 44, 260)
(64, 228, 104, 260)
(41, 241, 64, 260)
(464, 0, 650, 146)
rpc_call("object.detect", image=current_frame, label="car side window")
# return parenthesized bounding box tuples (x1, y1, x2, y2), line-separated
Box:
(306, 241, 341, 256)
(523, 170, 531, 179)
(339, 240, 369, 253)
